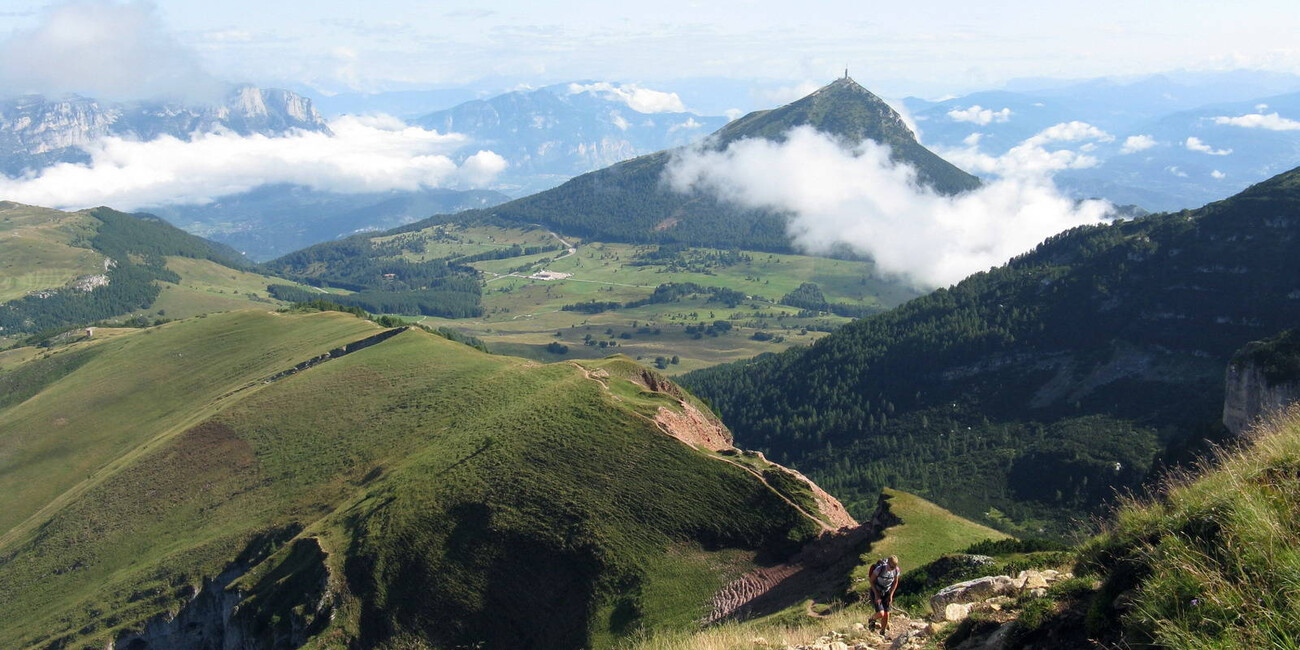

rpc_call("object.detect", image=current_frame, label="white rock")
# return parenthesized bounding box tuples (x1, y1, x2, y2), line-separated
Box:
(930, 575, 1017, 617)
(829, 642, 849, 650)
(943, 602, 971, 622)
(1021, 570, 1050, 590)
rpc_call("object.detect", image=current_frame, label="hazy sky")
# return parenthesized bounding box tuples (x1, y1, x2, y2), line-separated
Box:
(0, 0, 1297, 100)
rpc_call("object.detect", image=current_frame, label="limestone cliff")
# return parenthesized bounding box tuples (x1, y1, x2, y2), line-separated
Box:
(0, 85, 329, 175)
(1224, 330, 1300, 435)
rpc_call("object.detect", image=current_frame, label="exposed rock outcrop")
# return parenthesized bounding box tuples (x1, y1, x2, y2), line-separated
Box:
(111, 537, 332, 650)
(0, 86, 328, 175)
(1224, 331, 1300, 435)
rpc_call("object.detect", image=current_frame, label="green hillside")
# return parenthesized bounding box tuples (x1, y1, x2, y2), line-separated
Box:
(0, 309, 836, 649)
(440, 77, 980, 252)
(1075, 406, 1300, 647)
(0, 204, 290, 340)
(683, 165, 1300, 534)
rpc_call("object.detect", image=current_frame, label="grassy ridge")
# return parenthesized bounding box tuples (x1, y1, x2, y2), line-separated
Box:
(0, 311, 378, 538)
(0, 309, 825, 649)
(1078, 405, 1300, 647)
(864, 489, 1010, 570)
(0, 203, 103, 303)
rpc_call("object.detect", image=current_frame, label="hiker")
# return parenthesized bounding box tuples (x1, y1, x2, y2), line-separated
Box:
(868, 555, 900, 637)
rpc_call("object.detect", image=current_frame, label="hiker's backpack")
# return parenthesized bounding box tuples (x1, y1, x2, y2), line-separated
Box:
(871, 558, 889, 576)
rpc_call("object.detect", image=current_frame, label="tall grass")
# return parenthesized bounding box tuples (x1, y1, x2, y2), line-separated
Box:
(1079, 404, 1300, 648)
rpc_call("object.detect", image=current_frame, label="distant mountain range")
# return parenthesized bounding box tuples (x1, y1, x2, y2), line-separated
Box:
(904, 71, 1300, 211)
(414, 82, 728, 194)
(0, 85, 329, 176)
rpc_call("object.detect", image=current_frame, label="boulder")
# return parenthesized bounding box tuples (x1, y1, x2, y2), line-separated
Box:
(930, 575, 1018, 617)
(829, 642, 849, 650)
(1020, 570, 1050, 590)
(942, 603, 972, 622)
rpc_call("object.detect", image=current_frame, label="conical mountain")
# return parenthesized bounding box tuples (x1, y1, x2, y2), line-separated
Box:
(484, 77, 981, 251)
(713, 76, 980, 193)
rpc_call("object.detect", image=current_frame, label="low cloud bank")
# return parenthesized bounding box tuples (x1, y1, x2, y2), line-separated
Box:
(0, 115, 507, 210)
(665, 125, 1112, 288)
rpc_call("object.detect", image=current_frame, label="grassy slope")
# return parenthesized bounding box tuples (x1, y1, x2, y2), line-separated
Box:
(145, 256, 291, 320)
(0, 202, 103, 303)
(0, 310, 825, 649)
(1077, 405, 1300, 648)
(865, 488, 1010, 570)
(0, 310, 378, 538)
(0, 204, 312, 342)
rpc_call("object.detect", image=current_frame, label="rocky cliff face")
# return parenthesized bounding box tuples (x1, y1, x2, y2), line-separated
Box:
(1224, 332, 1300, 435)
(0, 85, 329, 175)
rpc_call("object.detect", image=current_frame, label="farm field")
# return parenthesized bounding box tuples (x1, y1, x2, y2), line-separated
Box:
(383, 224, 923, 372)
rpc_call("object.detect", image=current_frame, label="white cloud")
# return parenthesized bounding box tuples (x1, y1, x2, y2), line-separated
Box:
(0, 0, 224, 102)
(609, 111, 630, 131)
(457, 150, 509, 186)
(0, 115, 505, 209)
(1212, 112, 1300, 131)
(669, 117, 703, 133)
(1167, 166, 1188, 177)
(724, 108, 744, 121)
(664, 126, 1111, 288)
(947, 105, 1012, 125)
(962, 133, 983, 146)
(1211, 169, 1226, 179)
(566, 82, 686, 114)
(1120, 134, 1157, 154)
(940, 121, 1112, 179)
(1185, 136, 1233, 155)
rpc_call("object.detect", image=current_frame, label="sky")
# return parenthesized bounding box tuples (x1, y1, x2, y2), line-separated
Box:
(0, 0, 1297, 101)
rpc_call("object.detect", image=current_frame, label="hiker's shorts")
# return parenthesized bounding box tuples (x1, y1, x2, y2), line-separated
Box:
(873, 593, 892, 612)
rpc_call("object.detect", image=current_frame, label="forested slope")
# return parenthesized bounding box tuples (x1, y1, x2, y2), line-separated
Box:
(684, 166, 1300, 533)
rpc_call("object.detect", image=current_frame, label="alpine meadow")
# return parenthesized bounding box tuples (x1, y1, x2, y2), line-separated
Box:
(3, 1, 1300, 649)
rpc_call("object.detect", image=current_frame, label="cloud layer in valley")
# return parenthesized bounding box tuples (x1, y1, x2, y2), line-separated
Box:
(665, 125, 1112, 287)
(0, 115, 507, 210)
(0, 0, 225, 102)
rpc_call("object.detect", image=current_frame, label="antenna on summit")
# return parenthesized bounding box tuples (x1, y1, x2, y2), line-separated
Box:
(844, 67, 849, 79)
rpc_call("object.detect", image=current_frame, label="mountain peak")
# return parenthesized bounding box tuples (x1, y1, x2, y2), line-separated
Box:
(714, 77, 981, 194)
